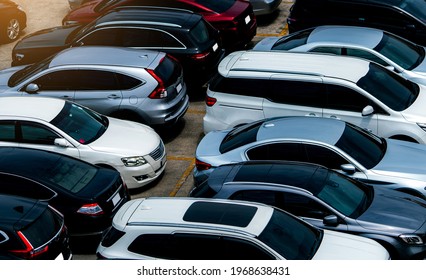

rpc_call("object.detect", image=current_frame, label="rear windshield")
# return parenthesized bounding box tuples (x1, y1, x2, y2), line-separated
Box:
(397, 0, 426, 22)
(21, 206, 62, 249)
(272, 29, 313, 50)
(189, 19, 214, 45)
(195, 0, 235, 13)
(219, 120, 265, 154)
(155, 56, 181, 87)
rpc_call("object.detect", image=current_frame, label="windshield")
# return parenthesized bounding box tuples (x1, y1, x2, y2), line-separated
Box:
(356, 63, 419, 111)
(335, 123, 386, 169)
(50, 102, 108, 144)
(257, 209, 322, 260)
(398, 0, 426, 23)
(8, 57, 53, 87)
(316, 171, 373, 218)
(219, 119, 265, 153)
(272, 29, 313, 50)
(375, 32, 425, 70)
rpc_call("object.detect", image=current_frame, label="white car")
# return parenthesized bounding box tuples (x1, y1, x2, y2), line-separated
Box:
(204, 50, 426, 144)
(96, 197, 390, 260)
(0, 96, 166, 189)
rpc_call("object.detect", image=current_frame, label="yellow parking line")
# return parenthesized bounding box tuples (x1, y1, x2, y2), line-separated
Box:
(256, 24, 289, 37)
(187, 108, 205, 115)
(169, 158, 196, 197)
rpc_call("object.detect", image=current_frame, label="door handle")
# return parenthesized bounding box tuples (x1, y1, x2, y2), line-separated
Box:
(306, 113, 317, 117)
(107, 94, 120, 99)
(329, 115, 340, 120)
(61, 95, 73, 100)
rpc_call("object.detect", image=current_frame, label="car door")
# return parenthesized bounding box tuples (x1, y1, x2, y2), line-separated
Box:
(263, 76, 325, 119)
(322, 83, 379, 135)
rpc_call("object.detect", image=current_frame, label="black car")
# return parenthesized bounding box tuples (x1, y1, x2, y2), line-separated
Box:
(12, 6, 225, 90)
(190, 160, 426, 260)
(0, 194, 72, 260)
(0, 147, 130, 239)
(287, 0, 426, 46)
(0, 0, 26, 43)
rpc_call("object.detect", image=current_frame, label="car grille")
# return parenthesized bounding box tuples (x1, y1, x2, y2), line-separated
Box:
(150, 141, 165, 161)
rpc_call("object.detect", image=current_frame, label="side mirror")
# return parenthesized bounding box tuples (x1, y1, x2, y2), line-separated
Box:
(54, 138, 70, 148)
(323, 215, 339, 226)
(25, 83, 40, 93)
(341, 164, 356, 174)
(361, 105, 374, 116)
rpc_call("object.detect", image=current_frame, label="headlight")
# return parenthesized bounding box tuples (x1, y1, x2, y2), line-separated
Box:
(417, 123, 426, 132)
(399, 234, 424, 245)
(121, 156, 147, 167)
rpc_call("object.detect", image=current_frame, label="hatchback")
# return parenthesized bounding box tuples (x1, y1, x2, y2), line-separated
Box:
(191, 161, 426, 259)
(0, 146, 130, 238)
(12, 6, 225, 90)
(62, 0, 257, 51)
(0, 96, 167, 190)
(253, 25, 426, 85)
(286, 0, 426, 45)
(0, 0, 26, 43)
(0, 194, 72, 260)
(96, 197, 390, 260)
(195, 116, 426, 199)
(204, 51, 426, 144)
(0, 46, 189, 127)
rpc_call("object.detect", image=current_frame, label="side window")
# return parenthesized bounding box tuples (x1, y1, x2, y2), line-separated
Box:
(120, 29, 183, 48)
(115, 72, 143, 90)
(208, 76, 267, 97)
(0, 173, 55, 200)
(282, 192, 331, 219)
(79, 28, 121, 46)
(303, 144, 349, 169)
(72, 70, 119, 90)
(345, 48, 389, 67)
(269, 80, 325, 107)
(30, 70, 79, 91)
(0, 121, 16, 141)
(230, 190, 280, 208)
(19, 122, 60, 145)
(326, 84, 371, 112)
(310, 46, 342, 55)
(246, 143, 306, 162)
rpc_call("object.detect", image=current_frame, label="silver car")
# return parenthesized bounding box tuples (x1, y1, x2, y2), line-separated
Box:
(0, 46, 189, 127)
(249, 0, 282, 16)
(194, 116, 426, 199)
(253, 25, 426, 85)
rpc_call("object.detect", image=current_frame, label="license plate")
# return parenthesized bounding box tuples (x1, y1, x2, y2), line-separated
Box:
(112, 192, 121, 206)
(213, 43, 218, 52)
(177, 83, 182, 93)
(245, 15, 250, 24)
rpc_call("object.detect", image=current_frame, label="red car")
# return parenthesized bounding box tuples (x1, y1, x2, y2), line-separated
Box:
(62, 0, 257, 51)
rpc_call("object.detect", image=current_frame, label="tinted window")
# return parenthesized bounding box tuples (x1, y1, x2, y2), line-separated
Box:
(310, 46, 342, 55)
(31, 70, 77, 91)
(20, 122, 59, 145)
(219, 120, 264, 153)
(269, 79, 324, 107)
(209, 76, 268, 97)
(326, 84, 371, 112)
(231, 190, 280, 208)
(154, 56, 181, 87)
(281, 192, 331, 219)
(272, 29, 313, 50)
(9, 58, 51, 87)
(397, 0, 426, 22)
(80, 28, 121, 45)
(0, 121, 15, 141)
(119, 29, 183, 48)
(189, 20, 211, 45)
(247, 143, 306, 162)
(0, 173, 55, 200)
(303, 144, 349, 169)
(116, 72, 143, 90)
(345, 48, 389, 66)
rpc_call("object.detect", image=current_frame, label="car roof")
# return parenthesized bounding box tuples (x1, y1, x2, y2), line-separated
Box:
(49, 46, 163, 69)
(0, 194, 47, 228)
(0, 96, 65, 122)
(96, 6, 201, 30)
(219, 50, 371, 83)
(116, 197, 273, 236)
(256, 117, 346, 145)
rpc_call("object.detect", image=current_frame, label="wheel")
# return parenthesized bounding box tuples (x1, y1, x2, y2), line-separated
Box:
(2, 18, 21, 43)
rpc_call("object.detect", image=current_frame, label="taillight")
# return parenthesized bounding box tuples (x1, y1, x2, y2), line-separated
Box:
(10, 231, 49, 259)
(205, 95, 217, 107)
(147, 69, 168, 99)
(196, 159, 212, 171)
(191, 51, 210, 61)
(77, 203, 104, 216)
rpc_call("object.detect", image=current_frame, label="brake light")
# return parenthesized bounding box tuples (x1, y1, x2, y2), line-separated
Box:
(196, 159, 212, 171)
(77, 203, 104, 216)
(10, 231, 49, 259)
(205, 95, 217, 107)
(147, 69, 168, 99)
(191, 51, 210, 61)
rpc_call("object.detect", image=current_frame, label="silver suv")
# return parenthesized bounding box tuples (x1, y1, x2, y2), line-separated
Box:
(204, 50, 426, 143)
(0, 46, 189, 127)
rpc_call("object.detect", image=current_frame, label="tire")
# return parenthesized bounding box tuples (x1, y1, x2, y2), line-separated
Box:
(1, 18, 21, 43)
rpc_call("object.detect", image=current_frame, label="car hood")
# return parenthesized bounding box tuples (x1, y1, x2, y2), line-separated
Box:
(371, 139, 426, 180)
(252, 36, 279, 51)
(312, 230, 389, 260)
(88, 117, 161, 156)
(0, 66, 25, 91)
(357, 187, 426, 232)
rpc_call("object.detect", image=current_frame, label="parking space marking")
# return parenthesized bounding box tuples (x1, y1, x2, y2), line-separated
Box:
(256, 24, 289, 37)
(168, 157, 195, 197)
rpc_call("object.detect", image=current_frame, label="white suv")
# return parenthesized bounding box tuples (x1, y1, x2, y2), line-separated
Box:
(204, 51, 426, 143)
(96, 197, 390, 260)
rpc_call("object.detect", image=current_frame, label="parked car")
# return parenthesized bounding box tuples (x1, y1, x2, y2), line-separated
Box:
(0, 96, 167, 190)
(286, 0, 426, 46)
(0, 194, 72, 260)
(0, 146, 130, 238)
(190, 161, 426, 259)
(68, 0, 91, 10)
(96, 197, 390, 260)
(62, 0, 257, 51)
(0, 46, 189, 127)
(0, 0, 26, 43)
(250, 0, 282, 16)
(13, 7, 224, 90)
(253, 25, 426, 85)
(204, 50, 426, 144)
(195, 116, 426, 199)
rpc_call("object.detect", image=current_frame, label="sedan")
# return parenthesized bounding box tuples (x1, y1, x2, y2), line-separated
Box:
(253, 25, 426, 85)
(191, 160, 426, 259)
(194, 116, 426, 199)
(0, 0, 26, 43)
(0, 146, 130, 239)
(0, 96, 167, 190)
(0, 46, 189, 127)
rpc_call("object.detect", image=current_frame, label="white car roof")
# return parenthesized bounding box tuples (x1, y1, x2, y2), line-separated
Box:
(0, 96, 65, 121)
(114, 197, 273, 236)
(219, 50, 371, 83)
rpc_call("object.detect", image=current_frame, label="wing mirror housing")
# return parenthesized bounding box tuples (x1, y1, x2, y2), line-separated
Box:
(323, 215, 339, 226)
(361, 105, 374, 116)
(54, 138, 70, 148)
(341, 164, 356, 174)
(25, 83, 40, 93)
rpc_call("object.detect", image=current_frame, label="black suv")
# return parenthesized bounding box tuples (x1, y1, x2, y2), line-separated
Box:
(287, 0, 426, 45)
(12, 7, 225, 89)
(0, 194, 72, 260)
